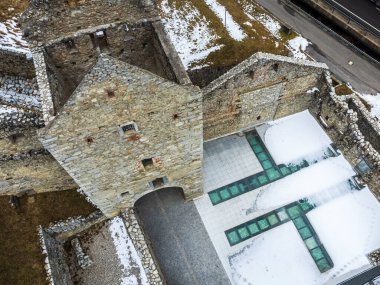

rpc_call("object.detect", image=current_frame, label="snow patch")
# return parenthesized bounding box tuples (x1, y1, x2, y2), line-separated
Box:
(0, 17, 29, 53)
(308, 188, 380, 281)
(288, 36, 309, 59)
(254, 13, 281, 39)
(361, 93, 380, 120)
(109, 217, 149, 285)
(307, 87, 320, 94)
(230, 223, 321, 285)
(159, 0, 222, 69)
(204, 0, 247, 41)
(264, 110, 332, 165)
(255, 156, 355, 211)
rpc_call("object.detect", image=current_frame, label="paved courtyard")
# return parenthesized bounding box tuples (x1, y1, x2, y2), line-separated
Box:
(135, 188, 231, 285)
(136, 111, 380, 285)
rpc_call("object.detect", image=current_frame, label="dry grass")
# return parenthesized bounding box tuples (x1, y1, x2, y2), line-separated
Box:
(0, 0, 28, 21)
(159, 0, 290, 69)
(335, 84, 353, 95)
(0, 190, 96, 285)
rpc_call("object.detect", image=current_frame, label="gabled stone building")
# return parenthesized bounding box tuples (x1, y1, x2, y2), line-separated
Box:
(39, 55, 203, 216)
(0, 0, 379, 220)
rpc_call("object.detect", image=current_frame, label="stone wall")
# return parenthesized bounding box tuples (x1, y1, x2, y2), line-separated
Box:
(32, 48, 56, 122)
(39, 55, 203, 217)
(38, 226, 73, 285)
(123, 208, 165, 285)
(21, 0, 158, 46)
(202, 52, 328, 140)
(316, 71, 380, 199)
(189, 65, 234, 88)
(0, 47, 35, 78)
(0, 130, 77, 196)
(0, 107, 43, 138)
(45, 211, 106, 241)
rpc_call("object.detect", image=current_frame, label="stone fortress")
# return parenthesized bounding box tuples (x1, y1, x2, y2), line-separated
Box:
(0, 0, 379, 284)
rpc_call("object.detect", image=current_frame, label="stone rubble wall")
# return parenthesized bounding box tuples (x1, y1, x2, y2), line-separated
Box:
(318, 71, 380, 200)
(21, 0, 159, 47)
(31, 48, 56, 122)
(45, 210, 106, 241)
(0, 75, 39, 97)
(320, 72, 380, 169)
(0, 129, 78, 196)
(203, 52, 328, 140)
(0, 47, 35, 78)
(38, 226, 74, 285)
(0, 107, 43, 138)
(122, 208, 165, 285)
(0, 90, 40, 111)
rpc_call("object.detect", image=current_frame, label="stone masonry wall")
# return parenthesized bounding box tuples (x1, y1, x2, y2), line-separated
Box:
(123, 208, 165, 285)
(0, 130, 77, 196)
(203, 52, 328, 140)
(38, 226, 73, 285)
(316, 71, 380, 200)
(21, 0, 158, 46)
(0, 47, 35, 78)
(39, 55, 203, 217)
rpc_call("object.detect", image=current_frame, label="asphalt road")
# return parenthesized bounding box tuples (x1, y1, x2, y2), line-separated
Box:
(255, 0, 380, 94)
(135, 188, 231, 285)
(333, 0, 380, 31)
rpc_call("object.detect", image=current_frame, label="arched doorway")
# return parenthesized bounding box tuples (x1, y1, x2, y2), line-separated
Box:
(134, 187, 231, 285)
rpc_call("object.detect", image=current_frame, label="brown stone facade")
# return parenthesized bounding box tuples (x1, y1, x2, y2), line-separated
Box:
(39, 55, 203, 217)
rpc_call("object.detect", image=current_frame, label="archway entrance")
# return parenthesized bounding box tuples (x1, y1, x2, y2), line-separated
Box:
(135, 187, 231, 285)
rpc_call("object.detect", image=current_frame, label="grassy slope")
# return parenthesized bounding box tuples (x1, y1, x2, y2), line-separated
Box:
(159, 0, 290, 68)
(0, 0, 28, 21)
(0, 191, 96, 285)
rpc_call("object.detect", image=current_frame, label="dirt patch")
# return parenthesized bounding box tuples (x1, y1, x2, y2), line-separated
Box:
(0, 190, 96, 285)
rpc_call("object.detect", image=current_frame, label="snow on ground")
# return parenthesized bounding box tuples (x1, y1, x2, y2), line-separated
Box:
(252, 13, 281, 39)
(159, 0, 222, 69)
(204, 0, 246, 41)
(108, 217, 149, 285)
(255, 156, 355, 211)
(288, 36, 309, 59)
(199, 110, 380, 285)
(231, 188, 380, 285)
(361, 93, 380, 120)
(263, 110, 332, 165)
(308, 188, 380, 282)
(230, 223, 321, 285)
(0, 17, 29, 53)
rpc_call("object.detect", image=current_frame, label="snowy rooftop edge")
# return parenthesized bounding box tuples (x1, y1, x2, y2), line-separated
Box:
(0, 45, 31, 56)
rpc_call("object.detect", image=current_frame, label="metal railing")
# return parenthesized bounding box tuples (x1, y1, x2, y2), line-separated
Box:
(319, 0, 380, 38)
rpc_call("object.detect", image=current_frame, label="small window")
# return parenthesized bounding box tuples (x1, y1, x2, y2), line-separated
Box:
(142, 158, 154, 168)
(120, 191, 130, 197)
(119, 122, 138, 137)
(122, 124, 136, 132)
(150, 177, 168, 189)
(94, 30, 109, 51)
